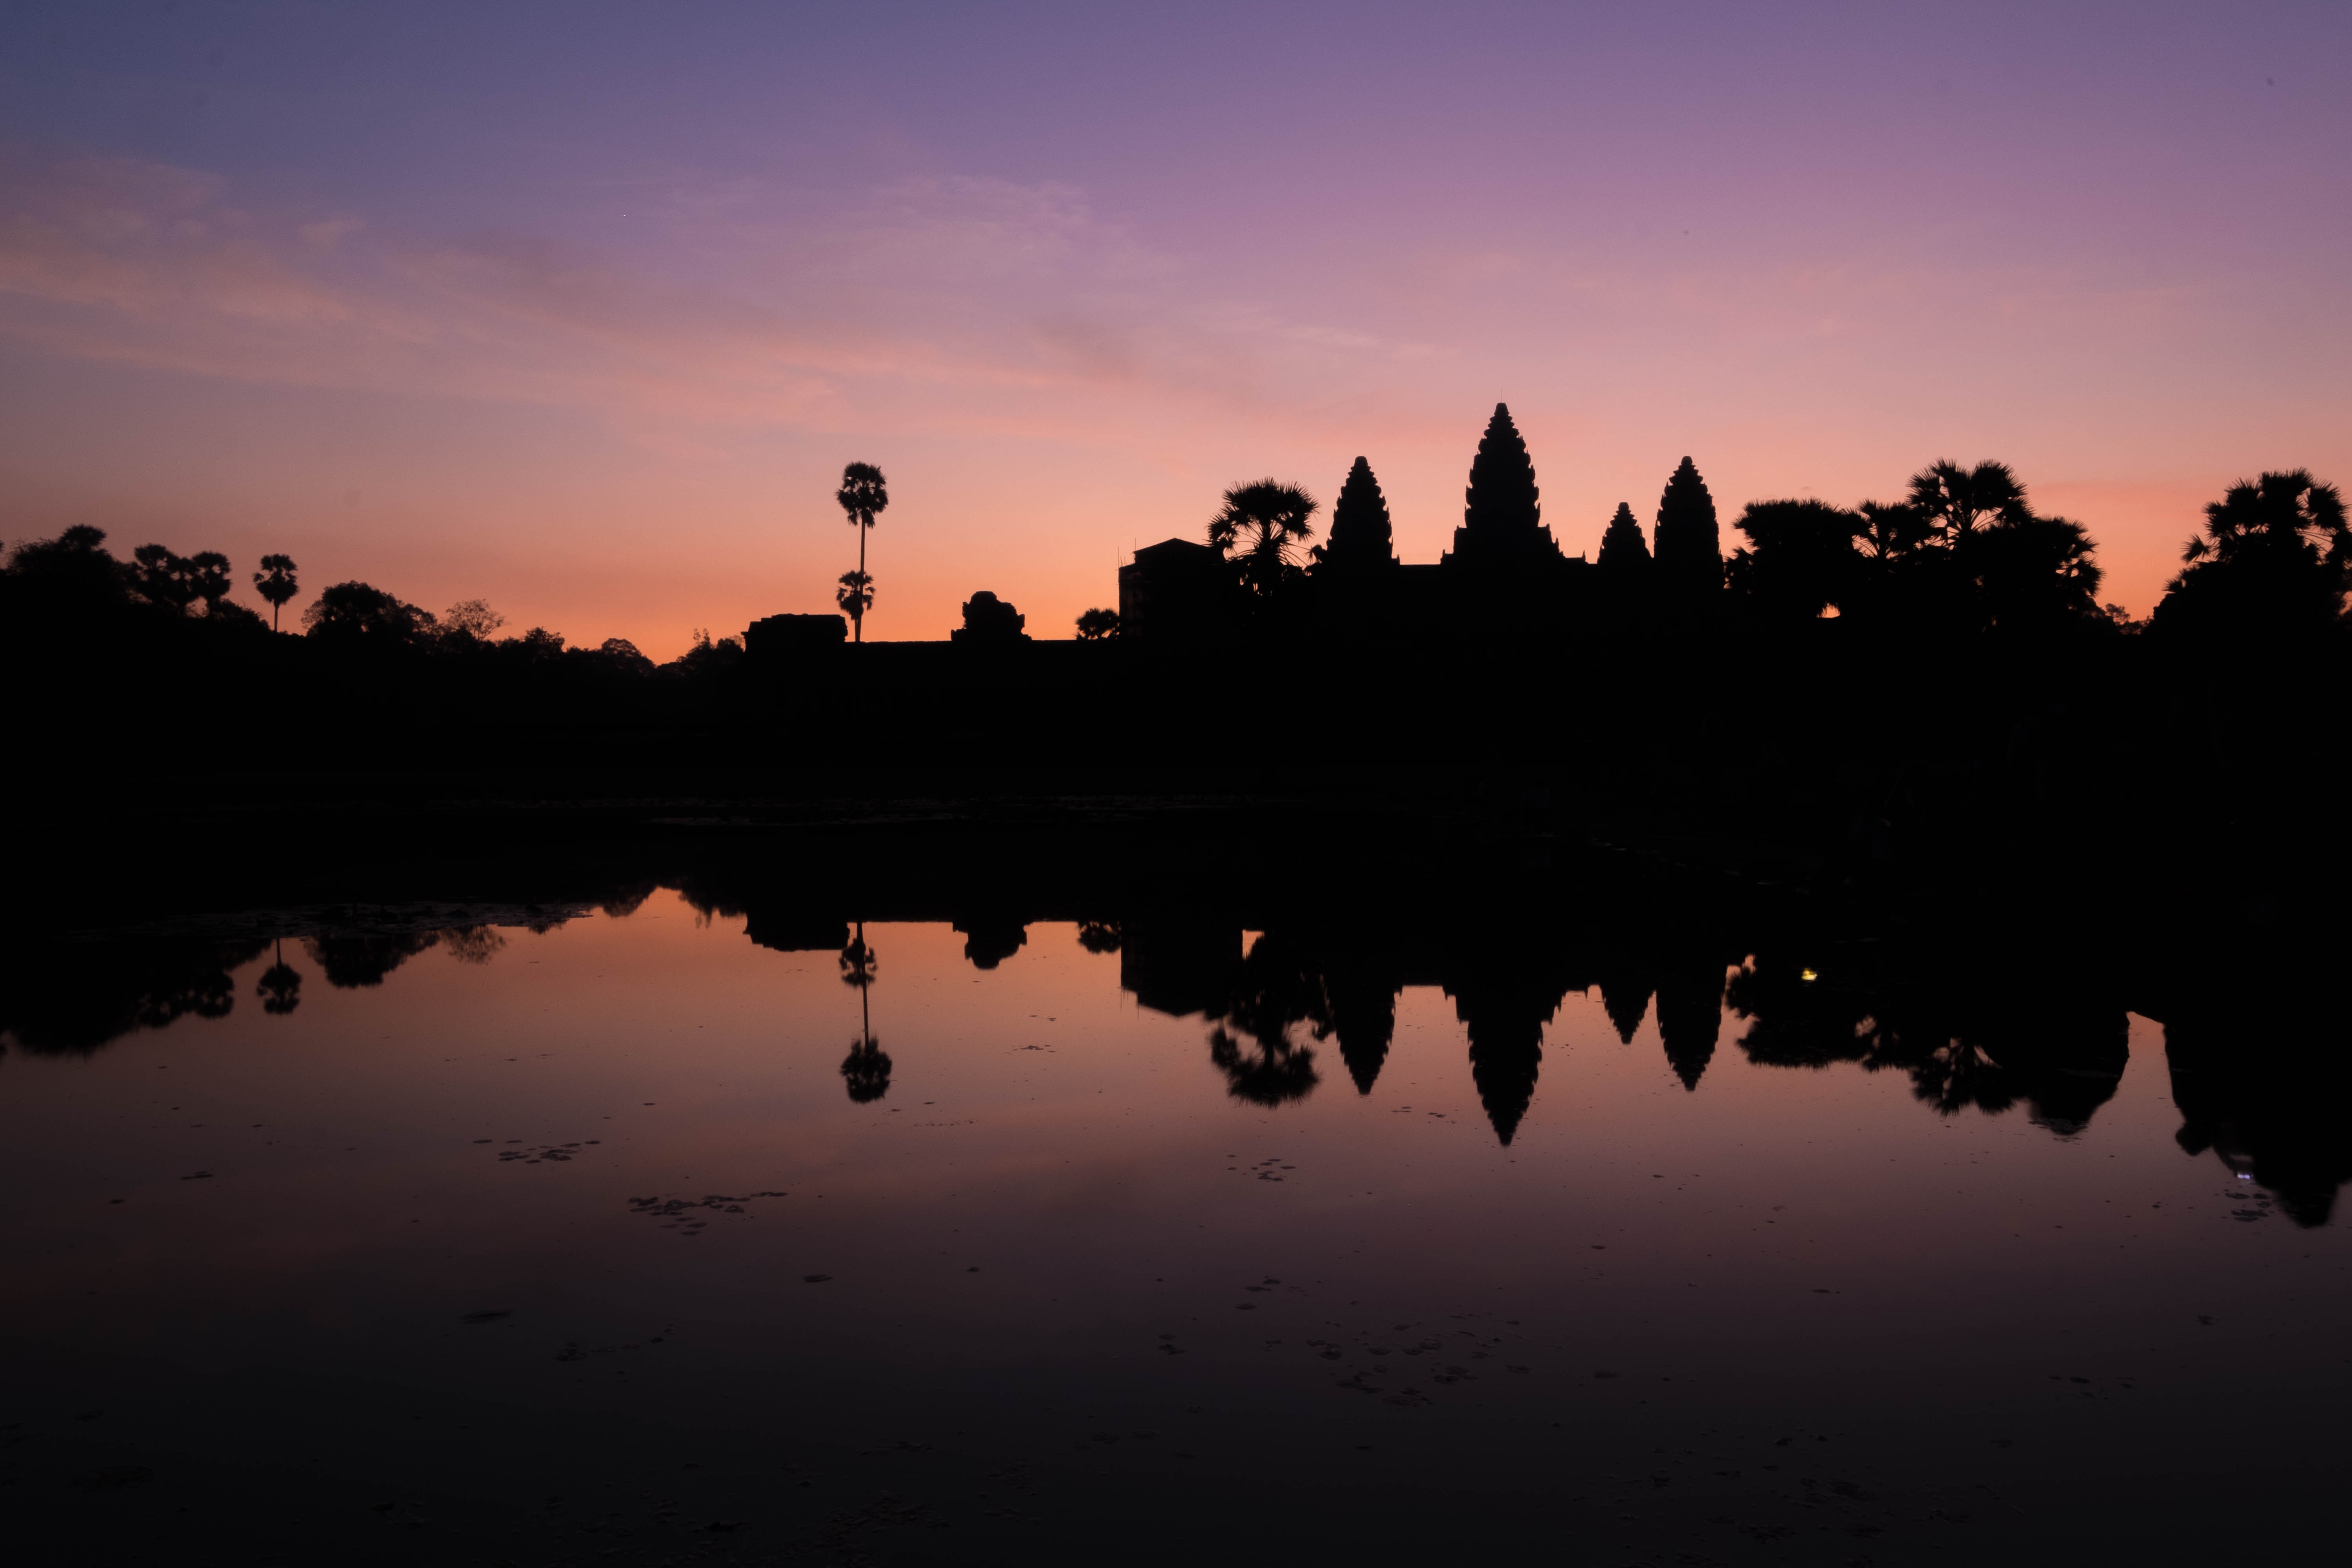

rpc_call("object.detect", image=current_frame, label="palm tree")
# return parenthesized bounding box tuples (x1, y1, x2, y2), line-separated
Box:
(836, 569, 874, 627)
(1906, 460, 2030, 541)
(253, 555, 299, 632)
(1207, 479, 1318, 599)
(2153, 469, 2350, 639)
(835, 463, 888, 642)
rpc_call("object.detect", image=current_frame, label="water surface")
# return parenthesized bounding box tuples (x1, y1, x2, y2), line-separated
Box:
(4, 887, 2344, 1564)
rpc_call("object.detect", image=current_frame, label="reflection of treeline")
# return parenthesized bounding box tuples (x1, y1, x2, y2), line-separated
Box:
(0, 899, 641, 1055)
(9, 834, 2348, 1224)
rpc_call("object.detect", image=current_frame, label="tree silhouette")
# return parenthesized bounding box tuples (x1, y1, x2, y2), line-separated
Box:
(441, 598, 504, 641)
(256, 940, 302, 1016)
(1725, 499, 1861, 621)
(836, 569, 875, 628)
(252, 555, 299, 631)
(835, 462, 889, 643)
(1310, 457, 1398, 574)
(1907, 459, 2031, 541)
(838, 921, 889, 1102)
(303, 581, 432, 642)
(131, 545, 230, 615)
(1967, 512, 2104, 631)
(1596, 503, 1651, 573)
(1075, 607, 1122, 639)
(1207, 479, 1319, 599)
(2152, 469, 2349, 641)
(1653, 457, 1721, 595)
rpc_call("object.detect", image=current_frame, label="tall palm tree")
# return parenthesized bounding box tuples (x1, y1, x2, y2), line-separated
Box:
(253, 555, 299, 632)
(835, 463, 889, 642)
(1207, 479, 1318, 599)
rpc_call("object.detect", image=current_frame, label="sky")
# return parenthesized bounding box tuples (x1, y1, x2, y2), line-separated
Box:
(2, 1, 2347, 656)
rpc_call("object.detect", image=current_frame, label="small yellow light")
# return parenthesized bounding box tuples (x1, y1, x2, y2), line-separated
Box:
(1799, 968, 1818, 982)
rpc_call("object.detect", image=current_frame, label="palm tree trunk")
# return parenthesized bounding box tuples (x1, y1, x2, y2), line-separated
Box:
(856, 523, 867, 644)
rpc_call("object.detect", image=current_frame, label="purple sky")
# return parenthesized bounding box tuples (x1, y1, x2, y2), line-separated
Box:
(3, 1, 2347, 652)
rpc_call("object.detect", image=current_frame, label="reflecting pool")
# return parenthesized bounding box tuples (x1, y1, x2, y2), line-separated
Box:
(4, 882, 2346, 1565)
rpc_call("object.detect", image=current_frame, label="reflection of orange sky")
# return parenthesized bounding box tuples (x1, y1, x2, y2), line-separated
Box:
(4, 154, 2343, 657)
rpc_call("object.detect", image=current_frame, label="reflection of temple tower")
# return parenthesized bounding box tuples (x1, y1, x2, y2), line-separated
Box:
(1325, 971, 1397, 1094)
(1599, 973, 1652, 1045)
(1654, 964, 1724, 1092)
(1446, 973, 1571, 1146)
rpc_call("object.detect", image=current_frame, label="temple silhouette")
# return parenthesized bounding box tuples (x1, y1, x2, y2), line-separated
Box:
(739, 404, 1722, 667)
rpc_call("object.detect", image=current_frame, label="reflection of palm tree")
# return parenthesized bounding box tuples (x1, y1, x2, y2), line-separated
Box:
(841, 1035, 892, 1102)
(1209, 1024, 1320, 1105)
(256, 940, 302, 1016)
(1202, 934, 1326, 1106)
(837, 922, 889, 1103)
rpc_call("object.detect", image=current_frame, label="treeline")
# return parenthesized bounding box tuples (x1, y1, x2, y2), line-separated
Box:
(7, 455, 2351, 936)
(1723, 461, 2348, 642)
(0, 523, 745, 677)
(0, 525, 769, 777)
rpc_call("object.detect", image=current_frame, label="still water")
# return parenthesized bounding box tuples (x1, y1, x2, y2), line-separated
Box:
(4, 886, 2345, 1565)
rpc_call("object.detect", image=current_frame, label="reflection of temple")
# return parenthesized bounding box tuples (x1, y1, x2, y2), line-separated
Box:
(2156, 989, 2352, 1227)
(1107, 911, 1724, 1146)
(27, 842, 2347, 1226)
